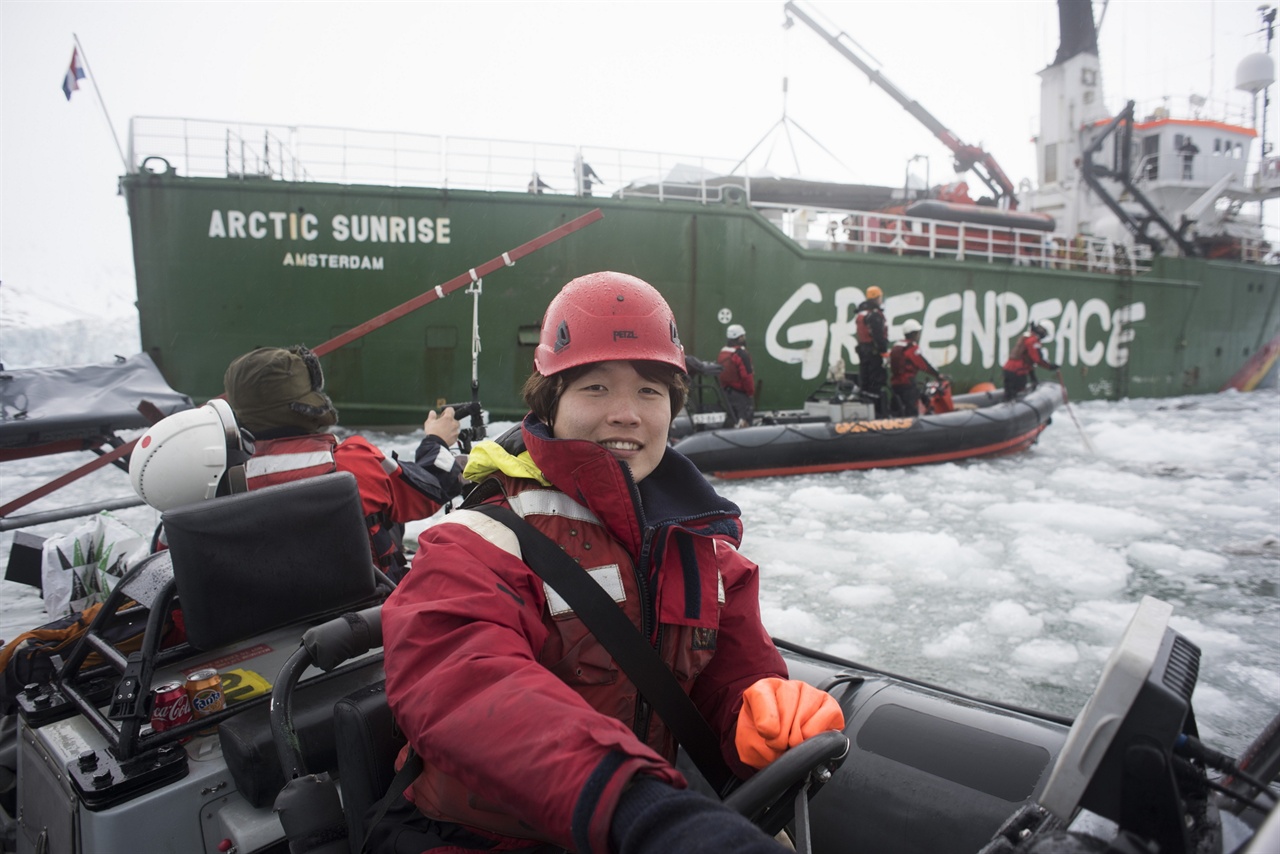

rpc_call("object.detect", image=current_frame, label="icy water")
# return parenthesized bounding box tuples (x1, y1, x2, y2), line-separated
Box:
(2, 390, 1278, 757)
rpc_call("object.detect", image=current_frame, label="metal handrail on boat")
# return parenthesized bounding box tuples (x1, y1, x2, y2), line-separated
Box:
(126, 116, 1273, 270)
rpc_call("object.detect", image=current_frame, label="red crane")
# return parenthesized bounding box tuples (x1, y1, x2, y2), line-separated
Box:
(783, 1, 1020, 209)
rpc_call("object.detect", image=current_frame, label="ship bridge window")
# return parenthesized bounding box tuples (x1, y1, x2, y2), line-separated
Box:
(1214, 138, 1222, 156)
(1141, 134, 1159, 180)
(1044, 142, 1058, 183)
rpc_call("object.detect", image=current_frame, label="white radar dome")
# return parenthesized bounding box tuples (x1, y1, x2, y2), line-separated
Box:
(1235, 53, 1275, 94)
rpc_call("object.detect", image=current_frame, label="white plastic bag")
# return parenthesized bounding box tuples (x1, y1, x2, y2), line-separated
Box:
(40, 513, 148, 617)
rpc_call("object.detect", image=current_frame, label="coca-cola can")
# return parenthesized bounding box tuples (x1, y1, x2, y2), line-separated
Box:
(151, 681, 193, 742)
(186, 668, 225, 735)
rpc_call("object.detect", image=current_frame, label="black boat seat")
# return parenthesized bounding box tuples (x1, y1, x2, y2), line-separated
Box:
(219, 658, 386, 808)
(162, 471, 377, 651)
(334, 680, 406, 854)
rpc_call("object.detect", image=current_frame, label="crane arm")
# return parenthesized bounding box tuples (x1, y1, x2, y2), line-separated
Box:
(783, 0, 1019, 207)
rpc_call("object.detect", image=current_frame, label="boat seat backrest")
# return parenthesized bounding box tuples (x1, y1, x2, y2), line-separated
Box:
(162, 471, 376, 651)
(334, 680, 406, 853)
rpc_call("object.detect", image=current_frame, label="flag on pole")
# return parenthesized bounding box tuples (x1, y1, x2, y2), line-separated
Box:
(62, 48, 86, 101)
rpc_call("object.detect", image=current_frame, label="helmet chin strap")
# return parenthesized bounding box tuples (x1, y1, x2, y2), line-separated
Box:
(220, 429, 256, 496)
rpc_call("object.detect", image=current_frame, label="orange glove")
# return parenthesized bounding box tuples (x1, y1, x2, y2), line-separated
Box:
(734, 677, 845, 770)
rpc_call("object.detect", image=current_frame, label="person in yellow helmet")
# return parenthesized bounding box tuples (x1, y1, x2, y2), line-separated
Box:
(854, 286, 890, 415)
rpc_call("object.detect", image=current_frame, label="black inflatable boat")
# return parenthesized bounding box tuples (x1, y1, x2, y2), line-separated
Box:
(671, 383, 1060, 479)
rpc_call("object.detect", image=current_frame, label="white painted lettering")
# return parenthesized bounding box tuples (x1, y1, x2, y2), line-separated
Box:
(765, 283, 827, 378)
(351, 216, 369, 242)
(370, 216, 388, 243)
(270, 211, 288, 239)
(763, 285, 1147, 378)
(1079, 298, 1110, 366)
(961, 290, 998, 369)
(208, 210, 227, 238)
(436, 217, 451, 244)
(828, 287, 861, 369)
(332, 215, 349, 242)
(921, 293, 961, 366)
(227, 210, 247, 239)
(301, 214, 318, 240)
(390, 216, 407, 243)
(417, 217, 434, 243)
(248, 211, 267, 239)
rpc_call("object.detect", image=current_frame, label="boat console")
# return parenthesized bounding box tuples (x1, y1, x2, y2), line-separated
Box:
(981, 595, 1279, 854)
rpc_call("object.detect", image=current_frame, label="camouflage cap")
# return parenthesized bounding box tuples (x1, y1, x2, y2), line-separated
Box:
(223, 345, 338, 434)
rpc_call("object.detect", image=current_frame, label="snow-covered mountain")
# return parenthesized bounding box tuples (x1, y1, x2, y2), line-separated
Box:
(0, 281, 140, 369)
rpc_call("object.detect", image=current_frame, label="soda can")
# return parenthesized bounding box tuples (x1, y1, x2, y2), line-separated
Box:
(151, 681, 193, 743)
(186, 668, 225, 735)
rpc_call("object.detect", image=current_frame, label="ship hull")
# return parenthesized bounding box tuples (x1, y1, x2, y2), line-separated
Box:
(123, 173, 1280, 425)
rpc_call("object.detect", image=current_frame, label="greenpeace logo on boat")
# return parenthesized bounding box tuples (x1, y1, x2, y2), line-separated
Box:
(835, 417, 914, 434)
(767, 283, 1147, 375)
(206, 210, 451, 244)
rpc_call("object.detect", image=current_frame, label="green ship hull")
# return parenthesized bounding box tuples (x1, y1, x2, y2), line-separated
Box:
(123, 172, 1280, 425)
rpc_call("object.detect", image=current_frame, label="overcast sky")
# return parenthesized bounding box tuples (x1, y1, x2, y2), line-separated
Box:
(2, 0, 1275, 322)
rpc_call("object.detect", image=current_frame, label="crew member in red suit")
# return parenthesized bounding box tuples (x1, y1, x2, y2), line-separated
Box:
(889, 319, 941, 416)
(716, 324, 755, 427)
(854, 285, 890, 415)
(1002, 323, 1059, 401)
(377, 272, 845, 854)
(224, 345, 465, 580)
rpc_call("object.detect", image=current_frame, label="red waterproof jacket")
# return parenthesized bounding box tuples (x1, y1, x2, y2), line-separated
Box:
(382, 417, 786, 854)
(1003, 333, 1054, 376)
(245, 431, 462, 569)
(717, 346, 755, 395)
(889, 340, 940, 386)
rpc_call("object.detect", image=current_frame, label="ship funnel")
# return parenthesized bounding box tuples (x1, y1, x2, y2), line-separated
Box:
(1235, 52, 1275, 94)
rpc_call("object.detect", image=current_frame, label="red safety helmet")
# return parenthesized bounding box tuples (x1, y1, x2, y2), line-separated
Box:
(534, 271, 684, 376)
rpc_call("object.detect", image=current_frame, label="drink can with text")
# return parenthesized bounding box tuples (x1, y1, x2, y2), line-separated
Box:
(151, 681, 193, 742)
(186, 668, 225, 734)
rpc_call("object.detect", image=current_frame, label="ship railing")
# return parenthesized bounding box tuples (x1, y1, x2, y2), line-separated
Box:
(755, 203, 1155, 275)
(1130, 95, 1253, 130)
(127, 117, 747, 202)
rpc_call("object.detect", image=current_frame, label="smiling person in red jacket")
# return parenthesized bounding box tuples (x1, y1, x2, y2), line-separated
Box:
(378, 272, 844, 854)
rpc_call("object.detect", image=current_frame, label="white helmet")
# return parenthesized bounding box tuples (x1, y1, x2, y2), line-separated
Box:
(129, 399, 252, 511)
(902, 319, 923, 336)
(726, 323, 746, 340)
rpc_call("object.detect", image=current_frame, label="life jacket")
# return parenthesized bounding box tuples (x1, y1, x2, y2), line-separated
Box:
(890, 340, 938, 386)
(1003, 334, 1046, 376)
(855, 303, 886, 349)
(243, 434, 338, 489)
(855, 310, 875, 345)
(242, 433, 404, 572)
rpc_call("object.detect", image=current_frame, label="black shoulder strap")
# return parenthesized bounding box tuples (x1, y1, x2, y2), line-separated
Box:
(361, 747, 422, 853)
(471, 504, 737, 797)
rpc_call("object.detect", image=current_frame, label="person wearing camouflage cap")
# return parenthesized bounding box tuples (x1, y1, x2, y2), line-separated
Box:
(224, 345, 465, 579)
